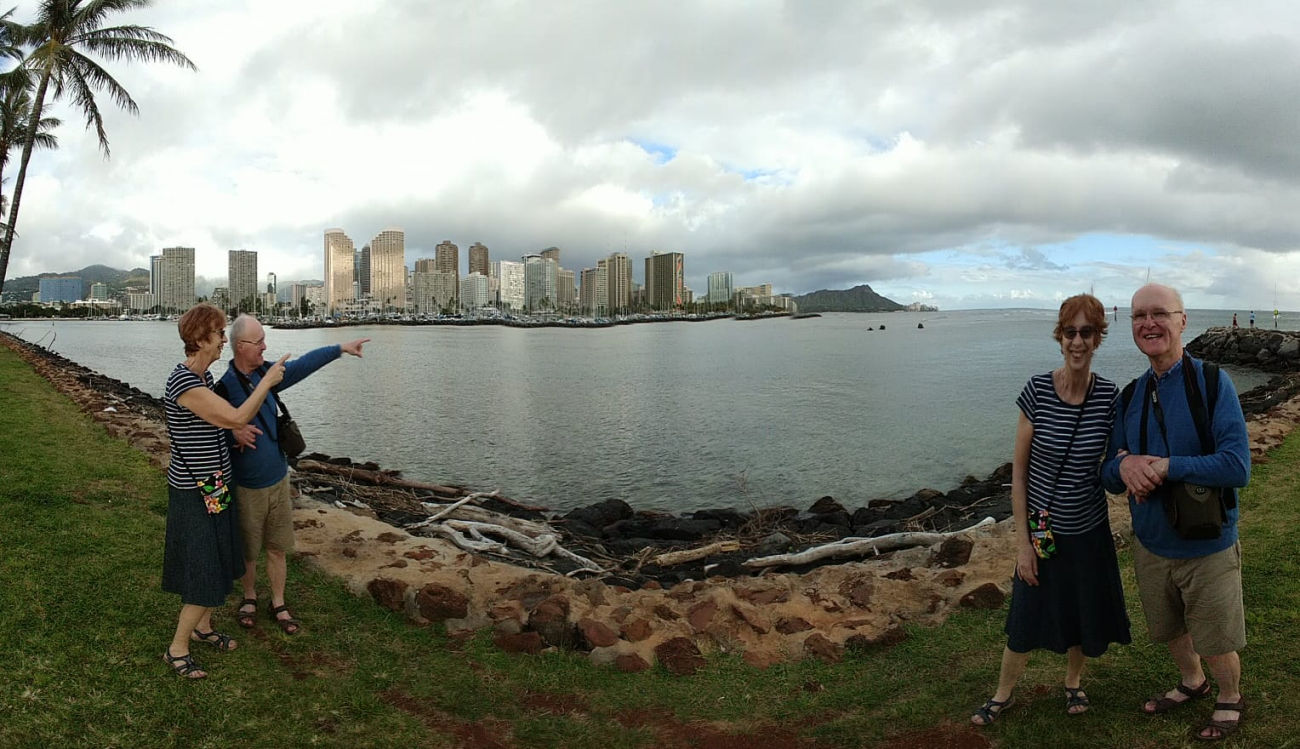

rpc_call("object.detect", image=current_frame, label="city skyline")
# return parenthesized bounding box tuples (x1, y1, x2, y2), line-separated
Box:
(7, 2, 1300, 311)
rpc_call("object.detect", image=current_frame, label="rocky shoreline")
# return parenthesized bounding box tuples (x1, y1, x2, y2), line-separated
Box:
(5, 327, 1298, 673)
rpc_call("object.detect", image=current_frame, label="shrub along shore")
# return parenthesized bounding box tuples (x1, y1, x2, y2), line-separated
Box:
(2, 342, 1298, 747)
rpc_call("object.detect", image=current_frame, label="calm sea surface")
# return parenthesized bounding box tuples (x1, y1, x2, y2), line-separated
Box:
(2, 309, 1278, 513)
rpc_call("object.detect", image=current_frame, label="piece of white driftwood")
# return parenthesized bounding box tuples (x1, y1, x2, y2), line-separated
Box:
(443, 519, 602, 573)
(406, 491, 498, 530)
(741, 516, 996, 569)
(425, 523, 506, 554)
(651, 540, 741, 567)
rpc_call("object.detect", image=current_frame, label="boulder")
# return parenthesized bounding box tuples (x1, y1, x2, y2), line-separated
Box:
(931, 537, 974, 568)
(494, 631, 546, 654)
(808, 496, 847, 515)
(561, 498, 633, 530)
(367, 578, 408, 612)
(960, 583, 1006, 609)
(655, 637, 706, 675)
(529, 595, 574, 648)
(615, 652, 651, 673)
(803, 633, 843, 663)
(415, 583, 469, 621)
(577, 618, 619, 649)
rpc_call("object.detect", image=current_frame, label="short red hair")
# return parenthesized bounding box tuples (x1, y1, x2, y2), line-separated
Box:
(1053, 294, 1108, 344)
(178, 303, 227, 355)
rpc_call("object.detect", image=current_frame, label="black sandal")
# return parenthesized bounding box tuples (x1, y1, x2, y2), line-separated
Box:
(1144, 680, 1211, 714)
(191, 628, 238, 652)
(971, 695, 1014, 726)
(268, 604, 301, 635)
(1065, 686, 1090, 715)
(1196, 699, 1245, 742)
(163, 648, 207, 679)
(235, 598, 258, 629)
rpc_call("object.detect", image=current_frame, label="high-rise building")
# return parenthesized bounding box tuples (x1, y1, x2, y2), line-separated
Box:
(370, 228, 406, 311)
(707, 271, 733, 306)
(460, 272, 489, 310)
(323, 229, 355, 315)
(357, 245, 371, 297)
(540, 247, 560, 264)
(434, 240, 459, 306)
(523, 254, 557, 312)
(89, 282, 108, 300)
(468, 242, 490, 277)
(227, 249, 258, 312)
(605, 252, 631, 313)
(556, 268, 575, 311)
(159, 246, 196, 313)
(150, 255, 163, 300)
(414, 258, 436, 274)
(580, 266, 607, 316)
(647, 251, 685, 310)
(493, 260, 525, 310)
(39, 276, 82, 303)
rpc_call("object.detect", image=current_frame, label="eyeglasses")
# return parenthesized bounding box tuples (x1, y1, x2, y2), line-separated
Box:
(237, 337, 265, 347)
(212, 330, 227, 339)
(1131, 309, 1183, 324)
(1062, 326, 1096, 340)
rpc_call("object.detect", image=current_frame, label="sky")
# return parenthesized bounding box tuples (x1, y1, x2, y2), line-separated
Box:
(7, 0, 1300, 311)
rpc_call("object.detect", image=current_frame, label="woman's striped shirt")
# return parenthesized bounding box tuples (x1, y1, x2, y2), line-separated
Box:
(1016, 372, 1117, 535)
(164, 363, 232, 491)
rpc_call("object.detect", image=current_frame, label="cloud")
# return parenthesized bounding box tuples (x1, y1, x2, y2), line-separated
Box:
(6, 0, 1300, 310)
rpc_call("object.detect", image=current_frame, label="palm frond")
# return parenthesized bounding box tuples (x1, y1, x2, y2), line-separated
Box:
(63, 55, 111, 154)
(78, 27, 196, 70)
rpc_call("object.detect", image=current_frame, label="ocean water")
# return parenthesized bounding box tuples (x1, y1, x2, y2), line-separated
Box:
(2, 309, 1277, 513)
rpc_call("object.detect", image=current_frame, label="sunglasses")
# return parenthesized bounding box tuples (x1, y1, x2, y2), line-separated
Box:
(1062, 326, 1096, 340)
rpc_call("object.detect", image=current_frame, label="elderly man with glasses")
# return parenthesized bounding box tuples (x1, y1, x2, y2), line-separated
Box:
(1101, 283, 1251, 742)
(217, 313, 370, 635)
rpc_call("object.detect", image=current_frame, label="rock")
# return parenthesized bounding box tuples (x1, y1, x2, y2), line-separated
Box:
(691, 508, 748, 528)
(960, 583, 1005, 609)
(730, 603, 770, 634)
(737, 586, 790, 605)
(416, 583, 469, 621)
(529, 595, 573, 648)
(754, 532, 792, 556)
(839, 576, 874, 608)
(562, 498, 634, 530)
(803, 633, 843, 663)
(366, 578, 408, 612)
(404, 548, 436, 560)
(577, 618, 619, 649)
(687, 600, 718, 631)
(845, 626, 909, 653)
(884, 568, 915, 581)
(648, 517, 722, 541)
(935, 569, 965, 588)
(655, 637, 706, 675)
(808, 496, 846, 515)
(776, 617, 813, 634)
(498, 577, 559, 609)
(375, 532, 403, 543)
(621, 618, 653, 642)
(615, 653, 651, 673)
(494, 631, 546, 654)
(931, 537, 974, 568)
(1279, 339, 1299, 359)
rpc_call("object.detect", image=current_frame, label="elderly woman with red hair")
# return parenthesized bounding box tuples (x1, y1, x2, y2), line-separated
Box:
(971, 293, 1132, 724)
(161, 303, 288, 679)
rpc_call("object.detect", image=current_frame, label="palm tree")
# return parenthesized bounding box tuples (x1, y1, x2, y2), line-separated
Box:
(0, 0, 195, 295)
(0, 75, 61, 219)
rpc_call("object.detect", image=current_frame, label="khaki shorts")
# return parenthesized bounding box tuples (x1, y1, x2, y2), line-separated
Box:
(235, 476, 295, 556)
(1133, 539, 1245, 656)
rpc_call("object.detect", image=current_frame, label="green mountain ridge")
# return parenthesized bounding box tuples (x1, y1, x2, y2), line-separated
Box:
(791, 284, 906, 312)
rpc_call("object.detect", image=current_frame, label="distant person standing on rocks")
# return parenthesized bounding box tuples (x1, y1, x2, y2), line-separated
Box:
(162, 303, 288, 679)
(971, 293, 1131, 726)
(1102, 283, 1250, 741)
(1249, 310, 1255, 328)
(1232, 313, 1238, 329)
(218, 314, 369, 635)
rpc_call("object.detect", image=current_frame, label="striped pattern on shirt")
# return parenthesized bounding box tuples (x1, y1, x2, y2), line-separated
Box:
(164, 363, 233, 490)
(1016, 372, 1117, 535)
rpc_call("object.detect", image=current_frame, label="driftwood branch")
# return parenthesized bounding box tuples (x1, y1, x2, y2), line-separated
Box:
(406, 491, 498, 530)
(651, 540, 740, 567)
(443, 520, 603, 573)
(296, 459, 463, 495)
(742, 516, 996, 569)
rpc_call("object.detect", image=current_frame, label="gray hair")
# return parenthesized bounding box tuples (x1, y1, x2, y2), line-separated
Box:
(230, 313, 260, 341)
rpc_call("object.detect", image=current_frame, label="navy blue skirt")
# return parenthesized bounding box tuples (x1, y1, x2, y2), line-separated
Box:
(1005, 521, 1131, 657)
(161, 485, 246, 607)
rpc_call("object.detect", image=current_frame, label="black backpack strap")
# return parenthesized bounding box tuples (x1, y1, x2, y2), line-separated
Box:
(1180, 354, 1235, 510)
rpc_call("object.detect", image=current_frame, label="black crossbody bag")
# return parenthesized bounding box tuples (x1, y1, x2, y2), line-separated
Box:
(229, 364, 307, 460)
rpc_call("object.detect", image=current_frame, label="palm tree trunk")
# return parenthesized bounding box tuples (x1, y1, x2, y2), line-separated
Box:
(0, 69, 51, 296)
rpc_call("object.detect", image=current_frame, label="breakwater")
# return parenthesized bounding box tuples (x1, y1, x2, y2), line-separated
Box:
(1187, 326, 1300, 372)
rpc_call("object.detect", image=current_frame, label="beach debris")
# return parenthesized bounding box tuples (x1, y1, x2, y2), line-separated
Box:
(651, 540, 741, 567)
(741, 516, 996, 569)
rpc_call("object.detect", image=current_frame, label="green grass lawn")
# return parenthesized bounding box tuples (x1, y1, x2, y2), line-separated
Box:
(1, 344, 1297, 748)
